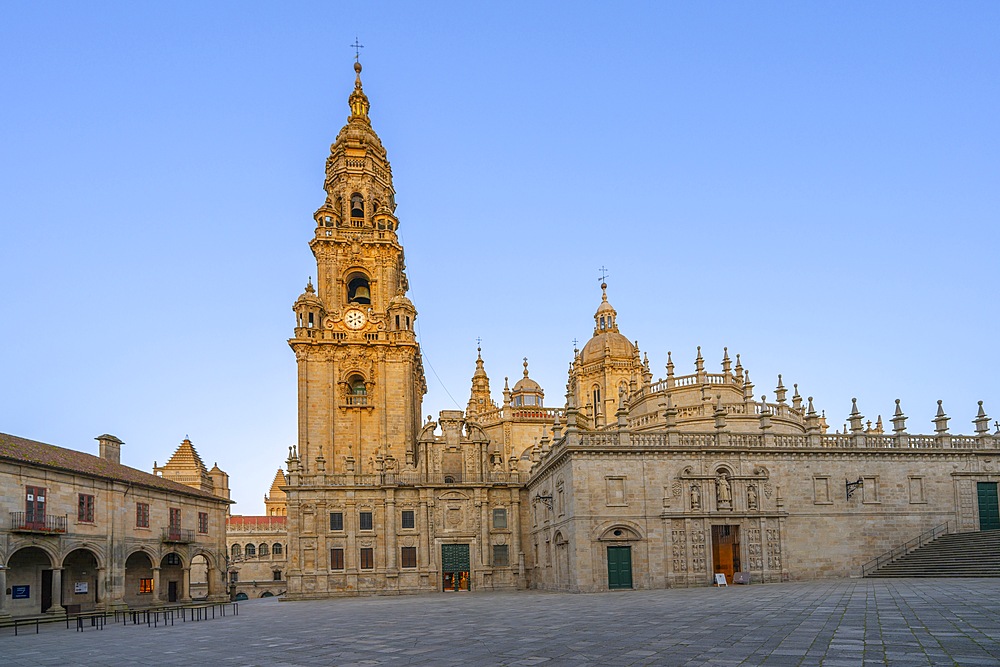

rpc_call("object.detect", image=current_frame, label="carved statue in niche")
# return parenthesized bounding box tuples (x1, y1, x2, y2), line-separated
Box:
(690, 484, 701, 510)
(747, 484, 758, 510)
(716, 473, 732, 506)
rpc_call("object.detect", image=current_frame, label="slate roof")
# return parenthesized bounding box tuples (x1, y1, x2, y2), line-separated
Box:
(0, 432, 229, 503)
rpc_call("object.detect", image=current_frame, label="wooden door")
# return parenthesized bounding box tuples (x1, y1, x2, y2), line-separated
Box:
(607, 546, 633, 589)
(712, 525, 741, 583)
(978, 483, 1000, 531)
(26, 485, 46, 530)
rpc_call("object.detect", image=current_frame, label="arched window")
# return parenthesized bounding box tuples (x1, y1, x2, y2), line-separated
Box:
(231, 544, 241, 558)
(272, 543, 283, 556)
(258, 543, 269, 557)
(592, 386, 601, 414)
(347, 272, 371, 304)
(245, 544, 256, 557)
(347, 374, 367, 406)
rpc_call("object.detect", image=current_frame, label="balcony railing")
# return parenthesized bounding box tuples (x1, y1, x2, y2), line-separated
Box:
(9, 512, 67, 534)
(162, 527, 195, 543)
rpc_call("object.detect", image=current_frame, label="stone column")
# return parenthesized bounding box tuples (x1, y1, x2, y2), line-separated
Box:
(206, 563, 217, 599)
(0, 567, 9, 619)
(48, 568, 66, 614)
(181, 567, 192, 602)
(511, 493, 523, 582)
(95, 566, 106, 610)
(385, 493, 397, 571)
(418, 498, 430, 568)
(152, 567, 161, 603)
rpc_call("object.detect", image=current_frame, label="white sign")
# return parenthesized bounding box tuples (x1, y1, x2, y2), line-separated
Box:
(714, 573, 728, 587)
(74, 582, 88, 594)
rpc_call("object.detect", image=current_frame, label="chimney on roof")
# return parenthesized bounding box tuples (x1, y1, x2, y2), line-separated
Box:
(96, 434, 123, 464)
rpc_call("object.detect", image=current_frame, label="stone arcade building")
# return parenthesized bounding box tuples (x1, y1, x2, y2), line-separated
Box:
(279, 63, 998, 597)
(0, 434, 230, 618)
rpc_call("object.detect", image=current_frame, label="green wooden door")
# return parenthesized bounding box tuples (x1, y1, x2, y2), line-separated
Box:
(441, 544, 470, 571)
(978, 483, 1000, 531)
(607, 546, 633, 589)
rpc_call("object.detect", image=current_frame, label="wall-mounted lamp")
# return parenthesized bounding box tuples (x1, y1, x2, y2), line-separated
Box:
(846, 477, 864, 500)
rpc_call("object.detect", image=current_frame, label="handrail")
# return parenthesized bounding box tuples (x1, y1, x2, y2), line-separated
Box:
(860, 521, 951, 576)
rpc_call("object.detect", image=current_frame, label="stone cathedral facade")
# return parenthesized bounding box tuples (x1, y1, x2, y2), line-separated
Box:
(279, 63, 999, 598)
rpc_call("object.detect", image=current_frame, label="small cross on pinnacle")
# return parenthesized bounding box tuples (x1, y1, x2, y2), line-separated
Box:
(572, 338, 579, 349)
(476, 336, 482, 347)
(598, 266, 609, 283)
(350, 37, 364, 62)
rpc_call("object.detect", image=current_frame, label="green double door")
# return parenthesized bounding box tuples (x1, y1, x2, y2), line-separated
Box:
(978, 483, 1000, 531)
(441, 544, 471, 591)
(607, 546, 633, 589)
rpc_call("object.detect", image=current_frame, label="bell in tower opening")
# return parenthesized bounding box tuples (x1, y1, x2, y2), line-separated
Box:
(348, 273, 371, 304)
(351, 192, 364, 218)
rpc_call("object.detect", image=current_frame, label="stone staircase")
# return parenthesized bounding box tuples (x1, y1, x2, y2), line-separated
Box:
(866, 530, 1000, 577)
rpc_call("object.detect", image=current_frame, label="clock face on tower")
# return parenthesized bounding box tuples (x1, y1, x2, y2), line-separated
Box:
(344, 309, 367, 330)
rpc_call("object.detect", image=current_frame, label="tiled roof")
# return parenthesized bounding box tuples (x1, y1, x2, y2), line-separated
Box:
(0, 432, 229, 503)
(267, 468, 288, 498)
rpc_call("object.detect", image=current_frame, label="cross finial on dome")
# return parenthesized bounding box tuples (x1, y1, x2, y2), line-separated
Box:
(350, 37, 364, 63)
(523, 357, 530, 377)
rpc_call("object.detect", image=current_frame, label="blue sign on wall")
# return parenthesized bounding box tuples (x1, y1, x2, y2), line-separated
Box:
(12, 585, 30, 599)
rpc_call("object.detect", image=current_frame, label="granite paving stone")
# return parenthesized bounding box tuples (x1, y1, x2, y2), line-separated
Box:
(2, 578, 1000, 665)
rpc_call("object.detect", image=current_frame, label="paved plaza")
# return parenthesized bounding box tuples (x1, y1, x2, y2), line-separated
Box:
(4, 579, 1000, 666)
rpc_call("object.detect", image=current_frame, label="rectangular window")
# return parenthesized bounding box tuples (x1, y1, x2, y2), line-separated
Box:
(360, 547, 374, 570)
(198, 512, 209, 534)
(230, 571, 238, 583)
(401, 510, 415, 529)
(359, 511, 373, 531)
(330, 511, 344, 531)
(139, 578, 153, 594)
(273, 570, 282, 581)
(330, 548, 345, 570)
(78, 494, 95, 523)
(401, 546, 417, 568)
(492, 508, 508, 529)
(169, 507, 181, 529)
(493, 544, 509, 567)
(136, 502, 150, 528)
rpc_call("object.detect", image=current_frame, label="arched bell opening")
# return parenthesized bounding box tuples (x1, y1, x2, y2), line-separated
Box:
(350, 192, 364, 218)
(347, 374, 368, 406)
(347, 273, 371, 305)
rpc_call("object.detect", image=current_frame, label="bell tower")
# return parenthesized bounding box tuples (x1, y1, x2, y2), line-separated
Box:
(289, 61, 426, 477)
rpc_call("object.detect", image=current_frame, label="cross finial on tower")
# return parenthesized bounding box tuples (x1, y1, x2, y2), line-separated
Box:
(350, 37, 364, 62)
(476, 336, 482, 347)
(599, 266, 609, 283)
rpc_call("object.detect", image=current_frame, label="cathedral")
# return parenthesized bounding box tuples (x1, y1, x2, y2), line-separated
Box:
(261, 62, 999, 598)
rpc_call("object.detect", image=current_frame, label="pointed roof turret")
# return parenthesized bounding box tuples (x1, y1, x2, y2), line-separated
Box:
(349, 61, 371, 122)
(155, 437, 214, 493)
(593, 282, 619, 334)
(466, 344, 495, 418)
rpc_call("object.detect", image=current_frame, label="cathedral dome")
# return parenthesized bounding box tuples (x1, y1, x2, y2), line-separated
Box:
(580, 282, 634, 364)
(295, 279, 322, 306)
(511, 358, 544, 407)
(388, 292, 415, 311)
(580, 331, 635, 365)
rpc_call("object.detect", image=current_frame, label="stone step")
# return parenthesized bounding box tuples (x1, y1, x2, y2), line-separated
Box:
(867, 530, 1000, 578)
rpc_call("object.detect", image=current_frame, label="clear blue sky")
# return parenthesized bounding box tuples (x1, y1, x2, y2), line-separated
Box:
(2, 2, 997, 513)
